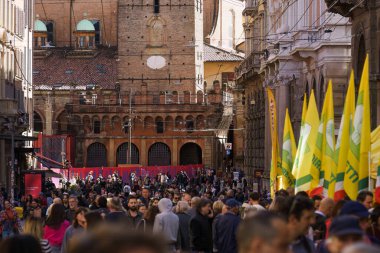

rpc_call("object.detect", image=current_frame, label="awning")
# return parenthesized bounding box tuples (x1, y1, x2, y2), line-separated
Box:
(0, 134, 38, 142)
(33, 153, 64, 169)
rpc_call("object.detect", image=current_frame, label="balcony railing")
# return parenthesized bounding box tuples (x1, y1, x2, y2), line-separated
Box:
(235, 52, 261, 80)
(0, 99, 18, 115)
(243, 0, 259, 16)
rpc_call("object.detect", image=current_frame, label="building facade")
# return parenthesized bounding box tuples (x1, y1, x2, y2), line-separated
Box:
(33, 0, 227, 169)
(326, 0, 380, 128)
(0, 0, 34, 190)
(237, 0, 352, 187)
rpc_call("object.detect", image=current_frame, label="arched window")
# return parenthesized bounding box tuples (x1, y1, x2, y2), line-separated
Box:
(148, 142, 171, 166)
(87, 142, 107, 167)
(226, 10, 235, 48)
(175, 116, 184, 129)
(185, 115, 194, 132)
(33, 112, 43, 132)
(155, 116, 164, 133)
(116, 142, 139, 165)
(154, 0, 160, 13)
(357, 35, 366, 88)
(180, 143, 202, 165)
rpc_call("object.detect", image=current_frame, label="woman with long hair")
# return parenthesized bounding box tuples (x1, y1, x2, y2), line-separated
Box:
(43, 204, 70, 253)
(61, 207, 88, 253)
(24, 217, 52, 253)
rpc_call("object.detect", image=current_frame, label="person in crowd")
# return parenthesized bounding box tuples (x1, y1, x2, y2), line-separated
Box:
(190, 198, 213, 253)
(0, 234, 43, 253)
(46, 198, 63, 217)
(247, 192, 265, 211)
(125, 195, 143, 228)
(84, 211, 103, 231)
(140, 205, 160, 232)
(182, 193, 192, 206)
(325, 200, 347, 238)
(367, 206, 380, 241)
(105, 197, 125, 223)
(24, 217, 52, 253)
(65, 196, 78, 223)
(173, 192, 181, 207)
(0, 200, 22, 238)
(61, 207, 88, 253)
(62, 194, 69, 210)
(321, 216, 365, 253)
(188, 196, 201, 217)
(281, 196, 315, 253)
(153, 198, 179, 252)
(43, 204, 70, 253)
(175, 201, 191, 252)
(94, 196, 109, 218)
(68, 224, 166, 253)
(340, 201, 370, 232)
(215, 199, 241, 253)
(138, 204, 147, 215)
(356, 191, 374, 210)
(312, 195, 323, 210)
(140, 187, 151, 208)
(312, 197, 334, 241)
(237, 211, 289, 253)
(342, 243, 380, 253)
(212, 200, 226, 252)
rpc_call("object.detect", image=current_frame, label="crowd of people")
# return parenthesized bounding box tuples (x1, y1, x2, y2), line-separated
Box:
(0, 168, 380, 253)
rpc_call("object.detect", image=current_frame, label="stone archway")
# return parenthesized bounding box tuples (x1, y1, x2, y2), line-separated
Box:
(148, 142, 171, 166)
(86, 142, 107, 167)
(179, 142, 202, 165)
(116, 142, 139, 165)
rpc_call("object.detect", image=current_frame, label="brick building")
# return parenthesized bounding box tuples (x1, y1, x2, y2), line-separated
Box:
(33, 0, 227, 169)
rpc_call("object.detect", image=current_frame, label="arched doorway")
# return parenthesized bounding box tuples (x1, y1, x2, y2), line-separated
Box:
(116, 142, 139, 165)
(148, 142, 171, 166)
(86, 142, 107, 167)
(33, 111, 43, 132)
(180, 143, 202, 165)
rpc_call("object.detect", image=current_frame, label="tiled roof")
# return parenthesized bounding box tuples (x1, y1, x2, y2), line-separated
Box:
(203, 43, 244, 62)
(33, 49, 117, 90)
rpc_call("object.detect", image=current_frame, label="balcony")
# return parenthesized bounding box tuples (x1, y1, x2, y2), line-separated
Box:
(235, 52, 261, 82)
(243, 0, 259, 16)
(0, 99, 18, 116)
(325, 0, 367, 17)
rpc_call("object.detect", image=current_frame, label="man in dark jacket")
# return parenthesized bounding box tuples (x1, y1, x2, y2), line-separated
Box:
(215, 199, 241, 253)
(190, 199, 213, 253)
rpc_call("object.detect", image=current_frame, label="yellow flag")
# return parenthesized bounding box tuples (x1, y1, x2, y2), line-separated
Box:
(344, 55, 371, 200)
(295, 91, 320, 193)
(334, 71, 355, 201)
(292, 94, 308, 178)
(267, 88, 281, 196)
(281, 109, 297, 189)
(321, 81, 336, 198)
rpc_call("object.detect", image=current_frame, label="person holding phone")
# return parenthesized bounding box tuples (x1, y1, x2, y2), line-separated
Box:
(189, 199, 213, 253)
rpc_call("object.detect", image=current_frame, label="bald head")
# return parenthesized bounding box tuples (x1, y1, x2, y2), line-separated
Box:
(319, 197, 334, 217)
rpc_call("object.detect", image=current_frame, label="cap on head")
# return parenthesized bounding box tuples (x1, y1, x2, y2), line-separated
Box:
(340, 201, 369, 218)
(226, 199, 241, 208)
(329, 215, 364, 237)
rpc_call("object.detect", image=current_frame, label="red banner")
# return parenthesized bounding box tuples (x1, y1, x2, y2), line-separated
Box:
(69, 165, 204, 180)
(25, 174, 42, 198)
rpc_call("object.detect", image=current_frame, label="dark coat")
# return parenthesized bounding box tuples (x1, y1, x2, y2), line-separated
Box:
(190, 212, 213, 251)
(176, 212, 191, 251)
(215, 212, 241, 253)
(312, 212, 327, 241)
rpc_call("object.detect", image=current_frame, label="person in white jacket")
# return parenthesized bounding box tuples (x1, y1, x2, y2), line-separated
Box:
(153, 198, 179, 252)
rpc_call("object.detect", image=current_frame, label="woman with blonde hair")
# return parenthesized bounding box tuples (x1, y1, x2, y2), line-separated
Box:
(24, 217, 52, 253)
